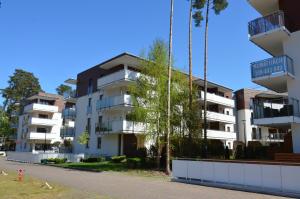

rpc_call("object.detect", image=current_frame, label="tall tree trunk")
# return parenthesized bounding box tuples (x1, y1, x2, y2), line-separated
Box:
(156, 118, 161, 170)
(166, 0, 174, 175)
(188, 0, 193, 157)
(203, 0, 210, 158)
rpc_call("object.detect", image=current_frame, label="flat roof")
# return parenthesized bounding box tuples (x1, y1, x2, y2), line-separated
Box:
(83, 52, 233, 92)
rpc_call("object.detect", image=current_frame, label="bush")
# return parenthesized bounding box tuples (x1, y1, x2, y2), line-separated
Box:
(207, 139, 225, 159)
(127, 157, 142, 169)
(46, 158, 67, 164)
(81, 157, 106, 163)
(111, 155, 126, 163)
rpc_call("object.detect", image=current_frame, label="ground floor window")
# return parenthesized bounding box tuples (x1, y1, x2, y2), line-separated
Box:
(97, 137, 102, 149)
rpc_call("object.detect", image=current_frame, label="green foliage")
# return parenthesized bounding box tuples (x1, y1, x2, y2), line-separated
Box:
(77, 131, 89, 145)
(127, 157, 143, 169)
(111, 155, 126, 163)
(81, 157, 106, 163)
(2, 69, 42, 115)
(192, 0, 228, 26)
(206, 139, 225, 158)
(0, 110, 13, 138)
(56, 84, 72, 96)
(43, 158, 67, 164)
(129, 39, 202, 159)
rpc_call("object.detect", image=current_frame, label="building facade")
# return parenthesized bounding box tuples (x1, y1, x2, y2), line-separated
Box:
(248, 0, 300, 152)
(73, 53, 236, 156)
(235, 88, 289, 145)
(16, 92, 64, 152)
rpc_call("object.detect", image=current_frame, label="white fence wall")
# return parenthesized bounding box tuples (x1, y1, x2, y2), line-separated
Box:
(173, 160, 300, 195)
(6, 152, 85, 163)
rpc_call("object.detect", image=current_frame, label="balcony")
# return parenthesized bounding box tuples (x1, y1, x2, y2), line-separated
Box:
(253, 98, 300, 127)
(206, 129, 236, 140)
(24, 103, 58, 113)
(247, 0, 279, 16)
(96, 94, 132, 111)
(95, 120, 146, 134)
(62, 108, 76, 119)
(252, 133, 285, 142)
(27, 132, 58, 141)
(97, 69, 140, 89)
(60, 127, 75, 138)
(251, 56, 295, 93)
(199, 91, 234, 108)
(28, 117, 58, 126)
(248, 11, 290, 56)
(204, 111, 235, 124)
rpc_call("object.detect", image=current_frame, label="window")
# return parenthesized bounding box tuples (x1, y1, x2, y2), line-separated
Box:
(37, 128, 47, 133)
(227, 127, 231, 132)
(252, 128, 257, 139)
(38, 114, 48, 119)
(88, 78, 93, 94)
(258, 128, 262, 139)
(226, 111, 230, 115)
(97, 137, 102, 149)
(99, 94, 103, 100)
(86, 118, 91, 149)
(88, 98, 92, 107)
(250, 113, 254, 125)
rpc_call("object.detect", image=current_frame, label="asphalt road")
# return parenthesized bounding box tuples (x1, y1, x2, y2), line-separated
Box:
(0, 158, 292, 199)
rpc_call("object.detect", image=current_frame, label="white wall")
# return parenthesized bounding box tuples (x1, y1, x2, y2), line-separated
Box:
(173, 160, 300, 196)
(284, 30, 300, 153)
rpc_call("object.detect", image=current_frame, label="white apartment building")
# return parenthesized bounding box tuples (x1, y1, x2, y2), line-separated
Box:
(16, 92, 64, 152)
(194, 79, 236, 149)
(235, 88, 289, 145)
(73, 53, 236, 156)
(247, 0, 300, 152)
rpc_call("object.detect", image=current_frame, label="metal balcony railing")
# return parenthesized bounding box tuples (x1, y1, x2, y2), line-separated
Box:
(253, 98, 300, 119)
(248, 11, 287, 37)
(251, 55, 294, 79)
(60, 127, 75, 137)
(62, 108, 76, 119)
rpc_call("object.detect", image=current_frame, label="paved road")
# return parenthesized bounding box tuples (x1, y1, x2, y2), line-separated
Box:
(0, 158, 291, 199)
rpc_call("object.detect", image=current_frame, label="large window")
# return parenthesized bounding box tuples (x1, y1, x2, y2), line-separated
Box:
(97, 137, 102, 149)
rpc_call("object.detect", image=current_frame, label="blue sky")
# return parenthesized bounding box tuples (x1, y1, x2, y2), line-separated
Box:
(0, 0, 269, 104)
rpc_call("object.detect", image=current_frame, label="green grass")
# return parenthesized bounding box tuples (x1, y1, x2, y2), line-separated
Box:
(0, 171, 108, 199)
(56, 161, 169, 179)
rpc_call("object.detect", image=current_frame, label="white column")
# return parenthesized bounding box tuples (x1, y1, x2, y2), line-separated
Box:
(292, 124, 300, 153)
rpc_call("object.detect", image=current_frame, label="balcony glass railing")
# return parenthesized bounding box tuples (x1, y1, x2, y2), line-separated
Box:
(248, 11, 287, 37)
(96, 95, 132, 110)
(60, 127, 75, 137)
(62, 108, 76, 119)
(251, 56, 294, 79)
(253, 98, 300, 119)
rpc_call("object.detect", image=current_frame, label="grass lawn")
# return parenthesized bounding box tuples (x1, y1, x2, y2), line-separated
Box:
(0, 171, 107, 199)
(56, 161, 169, 179)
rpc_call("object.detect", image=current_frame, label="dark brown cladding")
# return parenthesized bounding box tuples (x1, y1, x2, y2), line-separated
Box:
(76, 64, 124, 98)
(234, 89, 261, 111)
(279, 0, 300, 33)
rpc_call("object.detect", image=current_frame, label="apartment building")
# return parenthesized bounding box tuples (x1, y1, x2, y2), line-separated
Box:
(247, 0, 300, 152)
(235, 88, 289, 145)
(73, 53, 236, 156)
(16, 92, 64, 152)
(194, 79, 236, 149)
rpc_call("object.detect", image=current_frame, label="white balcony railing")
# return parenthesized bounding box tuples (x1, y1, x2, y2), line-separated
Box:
(24, 103, 58, 113)
(95, 120, 146, 134)
(205, 111, 235, 124)
(96, 94, 132, 110)
(97, 69, 140, 88)
(27, 132, 58, 140)
(206, 129, 236, 140)
(28, 117, 58, 126)
(199, 91, 234, 107)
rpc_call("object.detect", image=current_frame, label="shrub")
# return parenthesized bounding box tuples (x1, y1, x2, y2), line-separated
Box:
(127, 157, 142, 169)
(111, 155, 126, 163)
(46, 158, 67, 164)
(81, 157, 106, 163)
(207, 139, 225, 159)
